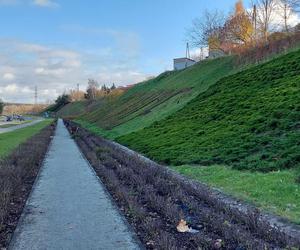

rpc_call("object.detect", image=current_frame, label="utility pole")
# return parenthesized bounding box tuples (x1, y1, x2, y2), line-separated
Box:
(185, 43, 191, 68)
(186, 42, 191, 59)
(34, 85, 38, 105)
(77, 83, 80, 92)
(200, 47, 204, 61)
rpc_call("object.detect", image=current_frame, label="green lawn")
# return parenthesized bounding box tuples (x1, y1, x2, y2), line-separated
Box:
(172, 165, 300, 224)
(118, 49, 300, 172)
(0, 119, 53, 158)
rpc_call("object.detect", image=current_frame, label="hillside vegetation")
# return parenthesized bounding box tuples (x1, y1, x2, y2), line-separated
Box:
(118, 49, 300, 172)
(74, 56, 236, 138)
(57, 101, 87, 117)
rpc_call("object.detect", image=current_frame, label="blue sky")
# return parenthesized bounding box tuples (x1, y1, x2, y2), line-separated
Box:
(0, 0, 252, 103)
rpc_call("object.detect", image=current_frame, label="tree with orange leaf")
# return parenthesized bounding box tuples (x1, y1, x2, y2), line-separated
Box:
(225, 0, 254, 45)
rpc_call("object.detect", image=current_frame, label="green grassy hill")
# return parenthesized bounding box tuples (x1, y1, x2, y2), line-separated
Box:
(116, 49, 300, 223)
(75, 56, 236, 138)
(118, 49, 300, 172)
(57, 101, 87, 117)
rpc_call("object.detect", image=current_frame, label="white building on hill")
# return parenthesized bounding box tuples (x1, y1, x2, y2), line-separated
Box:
(173, 57, 196, 71)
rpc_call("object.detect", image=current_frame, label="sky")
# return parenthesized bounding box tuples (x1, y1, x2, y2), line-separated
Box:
(0, 0, 295, 103)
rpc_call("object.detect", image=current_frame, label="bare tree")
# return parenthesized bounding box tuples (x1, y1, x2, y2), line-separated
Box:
(278, 0, 300, 32)
(69, 89, 85, 102)
(254, 0, 277, 42)
(0, 99, 4, 115)
(86, 79, 99, 100)
(187, 10, 226, 49)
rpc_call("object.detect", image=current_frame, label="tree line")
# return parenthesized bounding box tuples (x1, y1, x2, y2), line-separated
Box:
(49, 79, 122, 112)
(188, 0, 300, 56)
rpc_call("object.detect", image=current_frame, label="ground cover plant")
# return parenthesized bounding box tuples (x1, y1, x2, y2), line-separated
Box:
(57, 101, 87, 117)
(0, 121, 56, 247)
(117, 48, 300, 173)
(172, 165, 300, 224)
(66, 121, 300, 249)
(75, 56, 236, 139)
(0, 120, 54, 158)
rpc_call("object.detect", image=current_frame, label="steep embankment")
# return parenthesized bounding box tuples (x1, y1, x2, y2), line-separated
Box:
(57, 101, 87, 117)
(75, 56, 236, 138)
(118, 49, 300, 172)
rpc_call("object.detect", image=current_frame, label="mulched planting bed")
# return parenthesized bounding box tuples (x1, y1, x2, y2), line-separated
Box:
(65, 120, 300, 250)
(0, 121, 56, 248)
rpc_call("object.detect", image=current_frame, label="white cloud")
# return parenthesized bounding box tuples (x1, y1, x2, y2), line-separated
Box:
(253, 0, 300, 31)
(0, 0, 19, 5)
(3, 72, 15, 80)
(272, 1, 300, 28)
(4, 83, 17, 93)
(0, 37, 148, 104)
(32, 0, 59, 8)
(0, 0, 59, 7)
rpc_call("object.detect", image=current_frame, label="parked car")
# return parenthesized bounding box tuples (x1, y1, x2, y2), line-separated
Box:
(5, 116, 12, 122)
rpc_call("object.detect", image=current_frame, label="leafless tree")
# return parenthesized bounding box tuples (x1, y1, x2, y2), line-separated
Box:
(254, 0, 278, 41)
(0, 99, 4, 115)
(187, 10, 226, 48)
(86, 79, 99, 100)
(278, 0, 300, 32)
(69, 89, 85, 102)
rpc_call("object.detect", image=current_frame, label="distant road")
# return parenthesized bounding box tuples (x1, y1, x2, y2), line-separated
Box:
(0, 119, 44, 134)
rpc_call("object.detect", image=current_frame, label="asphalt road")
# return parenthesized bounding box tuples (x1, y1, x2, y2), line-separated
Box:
(9, 119, 140, 250)
(0, 119, 44, 134)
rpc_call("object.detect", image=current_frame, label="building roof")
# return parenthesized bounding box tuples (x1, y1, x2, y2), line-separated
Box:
(173, 57, 196, 63)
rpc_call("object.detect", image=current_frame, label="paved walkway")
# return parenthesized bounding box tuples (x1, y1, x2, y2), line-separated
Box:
(0, 119, 44, 134)
(9, 119, 140, 250)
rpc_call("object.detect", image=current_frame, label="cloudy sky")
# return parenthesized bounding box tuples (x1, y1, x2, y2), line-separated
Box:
(0, 0, 298, 103)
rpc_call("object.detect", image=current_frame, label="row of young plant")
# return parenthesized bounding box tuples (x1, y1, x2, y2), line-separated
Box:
(65, 120, 300, 250)
(0, 121, 56, 248)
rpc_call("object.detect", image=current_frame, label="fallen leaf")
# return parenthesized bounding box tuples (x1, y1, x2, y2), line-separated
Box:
(176, 219, 190, 233)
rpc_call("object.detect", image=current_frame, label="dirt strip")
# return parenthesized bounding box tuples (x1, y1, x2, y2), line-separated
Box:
(66, 120, 300, 250)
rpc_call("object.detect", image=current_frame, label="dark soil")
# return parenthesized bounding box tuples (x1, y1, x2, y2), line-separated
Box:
(0, 121, 56, 248)
(65, 120, 300, 250)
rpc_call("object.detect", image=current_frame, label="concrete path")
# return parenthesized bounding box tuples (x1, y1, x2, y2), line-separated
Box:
(0, 119, 44, 134)
(9, 119, 140, 250)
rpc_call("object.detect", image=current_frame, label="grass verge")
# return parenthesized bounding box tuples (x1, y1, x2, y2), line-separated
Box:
(172, 165, 300, 224)
(0, 119, 53, 158)
(0, 121, 56, 247)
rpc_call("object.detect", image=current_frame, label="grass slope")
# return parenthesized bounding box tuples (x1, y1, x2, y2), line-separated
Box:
(57, 101, 87, 117)
(0, 119, 53, 158)
(76, 56, 236, 138)
(172, 165, 300, 224)
(118, 49, 300, 172)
